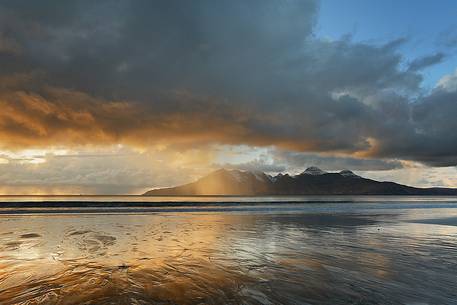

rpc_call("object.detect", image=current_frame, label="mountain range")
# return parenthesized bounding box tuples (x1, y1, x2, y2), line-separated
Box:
(143, 167, 457, 196)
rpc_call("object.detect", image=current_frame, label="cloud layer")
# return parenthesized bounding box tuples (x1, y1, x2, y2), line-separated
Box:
(0, 0, 456, 169)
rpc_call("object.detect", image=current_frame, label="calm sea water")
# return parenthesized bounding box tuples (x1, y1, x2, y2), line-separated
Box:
(1, 196, 457, 304)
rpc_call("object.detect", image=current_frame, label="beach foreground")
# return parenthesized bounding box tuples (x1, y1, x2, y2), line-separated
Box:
(1, 197, 457, 304)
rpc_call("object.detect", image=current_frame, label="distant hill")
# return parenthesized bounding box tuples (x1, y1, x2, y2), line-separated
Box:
(143, 167, 457, 196)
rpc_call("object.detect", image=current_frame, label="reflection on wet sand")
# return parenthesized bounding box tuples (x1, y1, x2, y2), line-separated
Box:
(1, 206, 457, 304)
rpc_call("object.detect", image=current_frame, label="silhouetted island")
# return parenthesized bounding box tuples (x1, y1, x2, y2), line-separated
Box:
(144, 167, 457, 196)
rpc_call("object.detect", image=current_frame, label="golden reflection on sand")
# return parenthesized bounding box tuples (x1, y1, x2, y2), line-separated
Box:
(0, 213, 260, 304)
(1, 209, 457, 304)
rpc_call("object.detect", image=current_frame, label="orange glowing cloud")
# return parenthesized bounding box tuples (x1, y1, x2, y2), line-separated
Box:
(0, 85, 334, 154)
(0, 87, 251, 150)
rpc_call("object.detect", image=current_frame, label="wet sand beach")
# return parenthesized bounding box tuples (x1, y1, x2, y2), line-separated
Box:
(1, 196, 457, 304)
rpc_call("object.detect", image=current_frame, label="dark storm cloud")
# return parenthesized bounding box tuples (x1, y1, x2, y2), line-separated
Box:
(0, 0, 318, 100)
(271, 150, 404, 171)
(374, 84, 457, 166)
(407, 53, 445, 71)
(0, 0, 456, 168)
(216, 149, 402, 174)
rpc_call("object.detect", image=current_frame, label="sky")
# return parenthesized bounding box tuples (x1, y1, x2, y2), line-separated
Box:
(0, 0, 457, 194)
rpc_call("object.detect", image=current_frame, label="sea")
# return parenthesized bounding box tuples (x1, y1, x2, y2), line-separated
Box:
(0, 196, 457, 304)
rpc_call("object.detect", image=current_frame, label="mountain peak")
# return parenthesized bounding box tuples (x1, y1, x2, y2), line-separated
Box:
(214, 168, 270, 183)
(339, 169, 360, 178)
(302, 166, 327, 175)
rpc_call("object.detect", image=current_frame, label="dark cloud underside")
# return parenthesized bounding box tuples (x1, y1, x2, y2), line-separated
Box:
(0, 0, 456, 167)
